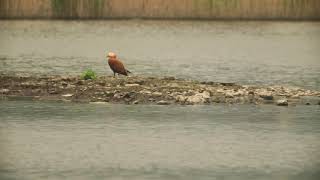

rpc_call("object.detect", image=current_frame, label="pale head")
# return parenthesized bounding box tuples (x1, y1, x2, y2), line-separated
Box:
(107, 52, 117, 59)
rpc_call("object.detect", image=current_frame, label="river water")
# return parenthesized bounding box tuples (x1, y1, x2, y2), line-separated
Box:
(0, 20, 319, 90)
(0, 20, 320, 180)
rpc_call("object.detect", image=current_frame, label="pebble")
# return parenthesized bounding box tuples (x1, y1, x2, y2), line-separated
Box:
(0, 89, 9, 94)
(175, 95, 186, 102)
(125, 83, 140, 87)
(157, 100, 171, 105)
(140, 90, 152, 94)
(276, 99, 288, 106)
(152, 92, 162, 97)
(62, 94, 73, 97)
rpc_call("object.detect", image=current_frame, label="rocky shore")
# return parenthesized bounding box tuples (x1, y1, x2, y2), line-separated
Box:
(1, 75, 320, 106)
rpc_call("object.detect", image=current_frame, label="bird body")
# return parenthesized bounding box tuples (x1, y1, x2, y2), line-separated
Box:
(107, 52, 131, 77)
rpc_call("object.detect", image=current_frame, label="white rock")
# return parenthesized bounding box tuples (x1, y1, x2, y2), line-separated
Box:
(139, 90, 152, 94)
(186, 96, 203, 104)
(62, 94, 73, 97)
(0, 89, 9, 93)
(157, 100, 170, 105)
(125, 83, 140, 87)
(277, 99, 288, 106)
(186, 91, 211, 104)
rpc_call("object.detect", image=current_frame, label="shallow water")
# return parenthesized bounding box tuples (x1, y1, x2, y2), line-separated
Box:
(0, 20, 320, 90)
(0, 100, 319, 180)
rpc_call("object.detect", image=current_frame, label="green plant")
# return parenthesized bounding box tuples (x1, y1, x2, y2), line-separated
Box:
(81, 69, 97, 80)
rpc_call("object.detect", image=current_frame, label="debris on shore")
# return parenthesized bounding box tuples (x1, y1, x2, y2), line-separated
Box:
(1, 75, 319, 106)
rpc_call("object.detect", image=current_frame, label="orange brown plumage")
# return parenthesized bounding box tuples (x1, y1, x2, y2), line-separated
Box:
(107, 52, 131, 77)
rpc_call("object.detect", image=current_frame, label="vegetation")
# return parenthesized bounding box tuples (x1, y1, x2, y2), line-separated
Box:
(0, 0, 319, 19)
(81, 69, 97, 80)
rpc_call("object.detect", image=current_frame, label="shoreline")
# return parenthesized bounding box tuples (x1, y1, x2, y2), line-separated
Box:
(1, 75, 319, 106)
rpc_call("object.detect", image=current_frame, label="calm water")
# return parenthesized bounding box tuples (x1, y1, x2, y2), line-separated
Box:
(0, 20, 320, 179)
(0, 100, 319, 180)
(0, 20, 319, 89)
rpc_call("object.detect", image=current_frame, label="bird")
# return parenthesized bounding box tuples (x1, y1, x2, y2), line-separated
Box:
(106, 52, 131, 77)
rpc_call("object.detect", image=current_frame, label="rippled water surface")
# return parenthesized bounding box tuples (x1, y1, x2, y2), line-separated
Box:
(0, 20, 319, 89)
(0, 101, 319, 180)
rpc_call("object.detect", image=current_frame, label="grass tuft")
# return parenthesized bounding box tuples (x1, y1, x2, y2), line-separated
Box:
(81, 69, 97, 80)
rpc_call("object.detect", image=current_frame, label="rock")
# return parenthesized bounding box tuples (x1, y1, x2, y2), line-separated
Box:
(125, 83, 140, 87)
(62, 94, 73, 97)
(305, 102, 311, 105)
(168, 83, 179, 88)
(186, 96, 203, 104)
(148, 98, 155, 102)
(139, 90, 152, 95)
(157, 100, 170, 105)
(133, 100, 139, 104)
(113, 93, 122, 99)
(0, 89, 9, 94)
(175, 95, 187, 102)
(152, 92, 162, 97)
(277, 99, 288, 106)
(132, 80, 145, 85)
(225, 92, 234, 98)
(123, 91, 136, 98)
(104, 91, 114, 97)
(186, 91, 211, 104)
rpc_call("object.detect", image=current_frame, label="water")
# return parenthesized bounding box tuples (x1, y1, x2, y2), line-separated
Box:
(0, 100, 319, 180)
(0, 20, 320, 179)
(0, 20, 319, 90)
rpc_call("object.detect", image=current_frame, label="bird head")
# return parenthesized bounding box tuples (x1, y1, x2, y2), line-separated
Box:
(107, 52, 117, 59)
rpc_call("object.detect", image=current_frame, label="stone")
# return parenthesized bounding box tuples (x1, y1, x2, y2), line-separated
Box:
(113, 93, 122, 99)
(152, 92, 162, 97)
(62, 94, 73, 97)
(148, 98, 155, 102)
(133, 100, 139, 104)
(139, 90, 152, 95)
(175, 95, 187, 102)
(157, 100, 170, 105)
(123, 92, 136, 98)
(225, 92, 234, 98)
(125, 83, 140, 87)
(0, 89, 9, 94)
(186, 91, 210, 104)
(277, 99, 288, 106)
(168, 83, 179, 88)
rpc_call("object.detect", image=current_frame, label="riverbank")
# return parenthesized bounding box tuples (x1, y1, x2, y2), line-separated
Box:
(0, 0, 319, 20)
(1, 75, 319, 106)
